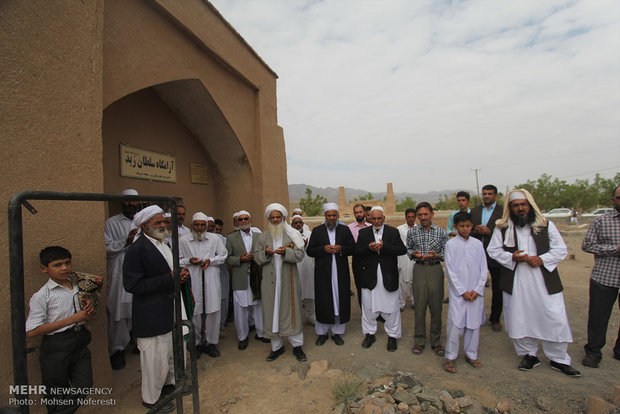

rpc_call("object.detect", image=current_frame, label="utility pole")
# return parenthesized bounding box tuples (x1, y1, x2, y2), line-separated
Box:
(471, 168, 481, 205)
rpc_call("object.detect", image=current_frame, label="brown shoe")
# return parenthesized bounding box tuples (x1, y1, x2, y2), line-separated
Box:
(492, 322, 502, 332)
(432, 345, 445, 356)
(443, 358, 456, 373)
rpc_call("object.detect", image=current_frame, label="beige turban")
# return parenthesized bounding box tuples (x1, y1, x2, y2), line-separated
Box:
(132, 205, 164, 227)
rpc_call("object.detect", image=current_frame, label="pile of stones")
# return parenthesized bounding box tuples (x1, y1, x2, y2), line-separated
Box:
(332, 371, 508, 414)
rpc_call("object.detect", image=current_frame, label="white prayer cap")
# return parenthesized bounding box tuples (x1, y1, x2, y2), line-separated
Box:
(232, 211, 240, 219)
(509, 191, 527, 202)
(292, 208, 303, 214)
(207, 216, 215, 222)
(291, 214, 303, 221)
(121, 189, 138, 196)
(192, 212, 208, 222)
(322, 202, 339, 213)
(163, 213, 171, 218)
(370, 206, 384, 213)
(133, 205, 164, 227)
(238, 210, 251, 218)
(265, 203, 288, 219)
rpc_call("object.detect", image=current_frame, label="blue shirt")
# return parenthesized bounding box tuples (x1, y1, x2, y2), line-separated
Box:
(446, 208, 472, 234)
(481, 202, 497, 226)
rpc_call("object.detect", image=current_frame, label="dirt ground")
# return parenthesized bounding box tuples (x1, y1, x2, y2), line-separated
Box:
(111, 214, 619, 414)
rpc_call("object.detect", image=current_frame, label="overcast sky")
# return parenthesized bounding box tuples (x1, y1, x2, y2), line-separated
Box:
(210, 0, 620, 194)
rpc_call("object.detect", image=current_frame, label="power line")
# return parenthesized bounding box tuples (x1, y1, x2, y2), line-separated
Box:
(557, 165, 620, 180)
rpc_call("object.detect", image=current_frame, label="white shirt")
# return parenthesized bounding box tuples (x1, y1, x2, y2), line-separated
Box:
(26, 278, 82, 334)
(361, 225, 399, 314)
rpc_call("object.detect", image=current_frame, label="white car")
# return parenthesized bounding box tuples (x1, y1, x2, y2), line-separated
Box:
(542, 208, 572, 218)
(581, 208, 614, 217)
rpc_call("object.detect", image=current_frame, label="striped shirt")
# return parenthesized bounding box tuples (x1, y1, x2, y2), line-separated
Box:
(406, 224, 448, 260)
(582, 209, 620, 288)
(26, 277, 81, 334)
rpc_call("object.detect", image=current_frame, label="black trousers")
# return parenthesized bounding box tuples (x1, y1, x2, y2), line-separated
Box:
(40, 328, 93, 414)
(489, 265, 503, 323)
(584, 279, 620, 359)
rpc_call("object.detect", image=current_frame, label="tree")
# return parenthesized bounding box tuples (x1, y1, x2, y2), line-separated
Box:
(353, 192, 374, 201)
(298, 188, 328, 216)
(396, 197, 416, 212)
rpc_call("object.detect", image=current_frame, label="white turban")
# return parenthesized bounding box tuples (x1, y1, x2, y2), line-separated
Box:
(192, 212, 208, 222)
(265, 203, 288, 219)
(238, 210, 251, 218)
(291, 214, 303, 221)
(292, 208, 303, 214)
(232, 211, 240, 219)
(509, 191, 526, 202)
(370, 206, 384, 213)
(207, 216, 214, 222)
(163, 213, 171, 218)
(121, 189, 138, 196)
(133, 205, 164, 227)
(322, 202, 339, 213)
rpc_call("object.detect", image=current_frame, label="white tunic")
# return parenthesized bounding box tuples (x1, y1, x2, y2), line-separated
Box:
(327, 227, 340, 316)
(271, 233, 284, 332)
(397, 223, 415, 281)
(297, 229, 315, 300)
(445, 235, 487, 329)
(179, 233, 227, 314)
(487, 221, 572, 342)
(104, 213, 133, 321)
(361, 226, 399, 314)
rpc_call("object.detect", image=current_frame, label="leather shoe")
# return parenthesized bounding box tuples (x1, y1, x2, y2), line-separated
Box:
(266, 346, 285, 361)
(238, 337, 249, 350)
(361, 334, 376, 349)
(204, 344, 220, 358)
(293, 346, 307, 362)
(518, 354, 541, 370)
(315, 334, 328, 346)
(142, 398, 175, 413)
(161, 383, 193, 396)
(550, 361, 581, 377)
(332, 334, 344, 346)
(387, 337, 397, 352)
(582, 354, 600, 368)
(432, 345, 445, 356)
(411, 345, 424, 355)
(491, 322, 502, 332)
(110, 350, 125, 370)
(254, 334, 270, 343)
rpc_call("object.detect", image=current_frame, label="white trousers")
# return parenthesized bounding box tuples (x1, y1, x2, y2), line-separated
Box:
(108, 317, 131, 354)
(398, 260, 414, 309)
(445, 321, 480, 360)
(271, 332, 304, 351)
(303, 298, 316, 325)
(192, 310, 220, 345)
(315, 317, 345, 335)
(361, 302, 402, 338)
(137, 332, 174, 404)
(233, 298, 264, 340)
(512, 337, 571, 365)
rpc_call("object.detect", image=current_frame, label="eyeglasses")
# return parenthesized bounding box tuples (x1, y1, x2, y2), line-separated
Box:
(238, 217, 249, 221)
(614, 196, 620, 200)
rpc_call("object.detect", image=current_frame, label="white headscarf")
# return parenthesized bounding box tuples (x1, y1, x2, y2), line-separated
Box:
(264, 203, 304, 249)
(132, 205, 164, 227)
(322, 202, 339, 213)
(495, 188, 547, 247)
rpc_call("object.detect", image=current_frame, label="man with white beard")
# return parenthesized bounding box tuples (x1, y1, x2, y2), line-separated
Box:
(123, 205, 190, 412)
(397, 208, 417, 311)
(179, 213, 227, 358)
(226, 211, 270, 349)
(104, 188, 140, 370)
(487, 189, 581, 377)
(291, 214, 316, 325)
(255, 203, 306, 362)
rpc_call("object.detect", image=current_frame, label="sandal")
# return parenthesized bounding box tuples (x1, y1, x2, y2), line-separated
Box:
(432, 345, 445, 356)
(465, 356, 483, 368)
(411, 345, 424, 355)
(443, 358, 456, 373)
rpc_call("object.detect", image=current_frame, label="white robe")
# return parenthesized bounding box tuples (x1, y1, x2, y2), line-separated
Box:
(487, 221, 572, 342)
(397, 223, 416, 306)
(179, 233, 227, 314)
(104, 213, 133, 320)
(445, 235, 487, 329)
(297, 229, 315, 301)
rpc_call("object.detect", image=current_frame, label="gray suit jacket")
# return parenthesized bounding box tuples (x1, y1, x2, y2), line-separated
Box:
(226, 230, 258, 291)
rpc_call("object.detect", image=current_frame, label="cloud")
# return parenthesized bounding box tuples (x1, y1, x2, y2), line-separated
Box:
(211, 0, 620, 193)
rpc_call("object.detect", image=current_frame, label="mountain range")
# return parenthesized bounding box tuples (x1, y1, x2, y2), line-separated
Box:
(289, 183, 466, 204)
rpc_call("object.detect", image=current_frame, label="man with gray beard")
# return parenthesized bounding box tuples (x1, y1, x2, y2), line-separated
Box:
(307, 203, 355, 345)
(179, 213, 227, 358)
(255, 203, 306, 361)
(123, 205, 190, 411)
